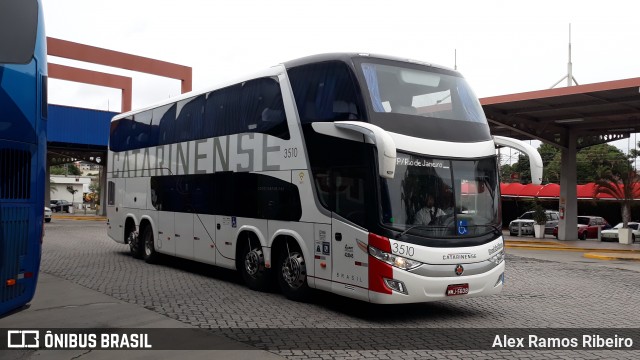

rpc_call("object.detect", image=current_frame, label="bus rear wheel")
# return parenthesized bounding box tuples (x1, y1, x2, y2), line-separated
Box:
(142, 226, 159, 264)
(238, 238, 271, 291)
(127, 230, 142, 259)
(277, 242, 311, 302)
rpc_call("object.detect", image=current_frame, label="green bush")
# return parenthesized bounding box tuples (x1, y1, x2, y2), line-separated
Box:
(532, 203, 547, 225)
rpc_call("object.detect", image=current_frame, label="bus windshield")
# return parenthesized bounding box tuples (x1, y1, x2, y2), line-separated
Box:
(380, 153, 500, 238)
(0, 0, 38, 64)
(356, 58, 491, 142)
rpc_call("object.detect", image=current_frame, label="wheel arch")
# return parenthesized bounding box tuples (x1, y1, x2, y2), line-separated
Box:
(270, 230, 311, 273)
(139, 215, 155, 238)
(234, 228, 266, 269)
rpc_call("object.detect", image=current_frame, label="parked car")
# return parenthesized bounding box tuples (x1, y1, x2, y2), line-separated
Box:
(552, 216, 610, 240)
(509, 210, 559, 236)
(600, 222, 640, 242)
(50, 199, 72, 213)
(44, 207, 52, 223)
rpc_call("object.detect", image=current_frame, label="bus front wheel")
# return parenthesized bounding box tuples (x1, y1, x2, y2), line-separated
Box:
(277, 242, 311, 302)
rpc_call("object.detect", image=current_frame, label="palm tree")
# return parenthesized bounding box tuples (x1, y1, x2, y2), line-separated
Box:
(593, 164, 640, 229)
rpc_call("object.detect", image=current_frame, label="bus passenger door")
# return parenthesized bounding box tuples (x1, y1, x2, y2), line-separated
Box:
(174, 213, 194, 260)
(215, 215, 236, 269)
(193, 214, 216, 265)
(331, 218, 369, 301)
(157, 211, 175, 256)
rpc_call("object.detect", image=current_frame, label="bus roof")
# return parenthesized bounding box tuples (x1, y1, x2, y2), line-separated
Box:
(111, 52, 457, 122)
(282, 52, 455, 73)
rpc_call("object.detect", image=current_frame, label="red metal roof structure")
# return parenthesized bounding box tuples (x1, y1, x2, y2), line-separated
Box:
(47, 37, 192, 112)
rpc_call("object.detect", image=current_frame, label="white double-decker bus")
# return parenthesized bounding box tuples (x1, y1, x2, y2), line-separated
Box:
(107, 53, 542, 304)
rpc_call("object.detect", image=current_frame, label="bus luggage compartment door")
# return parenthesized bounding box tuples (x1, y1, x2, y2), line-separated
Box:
(312, 223, 332, 291)
(331, 218, 369, 301)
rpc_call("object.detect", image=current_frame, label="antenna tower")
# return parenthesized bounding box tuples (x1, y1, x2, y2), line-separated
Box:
(550, 24, 579, 88)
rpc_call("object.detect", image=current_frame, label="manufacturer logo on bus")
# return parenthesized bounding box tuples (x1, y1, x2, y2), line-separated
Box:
(455, 264, 464, 276)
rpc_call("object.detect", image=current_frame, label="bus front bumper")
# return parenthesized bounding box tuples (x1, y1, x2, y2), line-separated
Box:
(368, 261, 505, 304)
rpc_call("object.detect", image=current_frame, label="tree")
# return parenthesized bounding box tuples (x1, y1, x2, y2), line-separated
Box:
(67, 186, 78, 206)
(501, 153, 532, 183)
(50, 164, 82, 176)
(505, 143, 629, 184)
(89, 180, 101, 205)
(594, 141, 640, 229)
(499, 163, 514, 183)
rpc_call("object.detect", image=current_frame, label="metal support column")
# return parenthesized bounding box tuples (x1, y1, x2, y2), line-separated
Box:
(558, 132, 578, 240)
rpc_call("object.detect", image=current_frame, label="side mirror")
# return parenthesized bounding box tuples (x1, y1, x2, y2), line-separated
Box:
(312, 121, 397, 179)
(493, 136, 543, 185)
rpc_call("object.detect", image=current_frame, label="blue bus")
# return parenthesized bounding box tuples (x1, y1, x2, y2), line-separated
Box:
(0, 0, 47, 316)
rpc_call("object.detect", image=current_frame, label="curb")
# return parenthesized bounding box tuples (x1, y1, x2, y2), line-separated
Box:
(51, 215, 106, 221)
(583, 252, 640, 262)
(506, 244, 640, 253)
(506, 240, 563, 246)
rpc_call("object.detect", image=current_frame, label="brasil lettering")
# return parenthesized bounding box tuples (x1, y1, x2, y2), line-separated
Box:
(111, 134, 285, 178)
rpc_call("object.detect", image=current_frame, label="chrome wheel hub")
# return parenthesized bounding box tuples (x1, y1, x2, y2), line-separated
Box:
(245, 249, 262, 276)
(144, 236, 152, 256)
(282, 253, 305, 289)
(128, 231, 138, 249)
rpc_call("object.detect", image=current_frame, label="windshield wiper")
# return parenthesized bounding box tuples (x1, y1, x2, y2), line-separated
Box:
(466, 224, 502, 236)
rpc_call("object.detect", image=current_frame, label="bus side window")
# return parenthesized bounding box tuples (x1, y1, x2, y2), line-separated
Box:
(176, 95, 205, 142)
(107, 181, 115, 206)
(333, 167, 366, 227)
(288, 61, 361, 124)
(241, 77, 290, 139)
(155, 104, 177, 145)
(133, 111, 153, 149)
(204, 84, 241, 137)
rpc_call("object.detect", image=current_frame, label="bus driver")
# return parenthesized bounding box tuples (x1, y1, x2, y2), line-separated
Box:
(414, 193, 445, 225)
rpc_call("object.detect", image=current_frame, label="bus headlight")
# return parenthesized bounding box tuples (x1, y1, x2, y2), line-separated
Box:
(489, 249, 505, 265)
(369, 245, 422, 270)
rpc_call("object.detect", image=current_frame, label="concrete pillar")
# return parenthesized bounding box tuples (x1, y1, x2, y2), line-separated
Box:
(558, 132, 578, 240)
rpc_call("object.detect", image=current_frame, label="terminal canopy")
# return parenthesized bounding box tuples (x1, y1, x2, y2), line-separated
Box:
(481, 78, 640, 149)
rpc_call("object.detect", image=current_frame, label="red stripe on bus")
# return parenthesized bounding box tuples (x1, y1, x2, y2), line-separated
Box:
(368, 233, 391, 252)
(368, 233, 392, 294)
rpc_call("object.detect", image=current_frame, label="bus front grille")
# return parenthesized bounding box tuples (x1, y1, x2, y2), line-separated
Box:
(0, 148, 31, 199)
(0, 206, 29, 302)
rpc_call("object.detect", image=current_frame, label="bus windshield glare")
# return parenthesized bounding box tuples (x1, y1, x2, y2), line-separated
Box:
(356, 59, 491, 142)
(380, 153, 500, 238)
(360, 62, 486, 123)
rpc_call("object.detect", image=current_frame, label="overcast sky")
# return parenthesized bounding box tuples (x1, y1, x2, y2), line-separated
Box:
(40, 0, 640, 158)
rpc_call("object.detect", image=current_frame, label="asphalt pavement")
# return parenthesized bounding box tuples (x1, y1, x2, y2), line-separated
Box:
(2, 215, 284, 359)
(3, 215, 639, 359)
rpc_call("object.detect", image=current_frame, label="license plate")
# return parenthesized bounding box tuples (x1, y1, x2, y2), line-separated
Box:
(446, 283, 469, 296)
